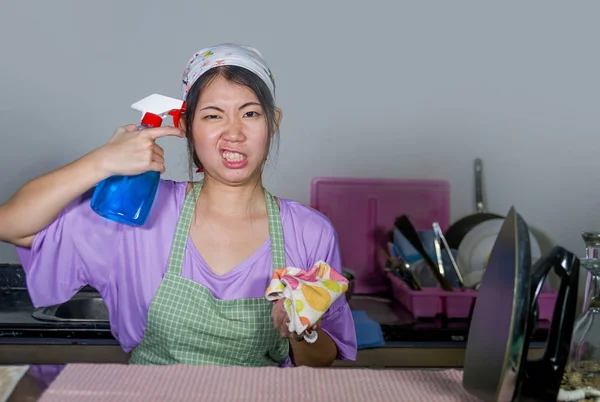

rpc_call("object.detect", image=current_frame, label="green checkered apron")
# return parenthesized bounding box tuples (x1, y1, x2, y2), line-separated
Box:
(129, 181, 290, 366)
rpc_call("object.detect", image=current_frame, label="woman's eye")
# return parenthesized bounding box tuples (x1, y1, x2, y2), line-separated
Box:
(244, 111, 260, 118)
(204, 115, 220, 120)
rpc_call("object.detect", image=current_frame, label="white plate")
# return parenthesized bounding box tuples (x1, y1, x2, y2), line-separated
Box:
(457, 218, 542, 288)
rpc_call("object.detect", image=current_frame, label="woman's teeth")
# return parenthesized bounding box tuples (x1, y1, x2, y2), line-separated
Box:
(222, 151, 246, 162)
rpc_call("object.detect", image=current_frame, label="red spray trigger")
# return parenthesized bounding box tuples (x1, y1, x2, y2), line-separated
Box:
(168, 101, 186, 128)
(140, 112, 163, 128)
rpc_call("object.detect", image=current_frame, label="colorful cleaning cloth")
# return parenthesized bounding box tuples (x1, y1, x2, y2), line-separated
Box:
(265, 261, 349, 343)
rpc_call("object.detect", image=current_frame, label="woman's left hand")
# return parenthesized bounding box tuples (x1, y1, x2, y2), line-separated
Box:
(271, 299, 320, 341)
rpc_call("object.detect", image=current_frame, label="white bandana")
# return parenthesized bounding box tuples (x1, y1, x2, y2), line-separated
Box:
(181, 43, 275, 101)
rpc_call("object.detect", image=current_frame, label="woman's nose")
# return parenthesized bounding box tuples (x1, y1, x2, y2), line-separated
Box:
(222, 117, 245, 141)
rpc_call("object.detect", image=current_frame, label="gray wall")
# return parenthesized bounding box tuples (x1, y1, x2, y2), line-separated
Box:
(1, 1, 598, 270)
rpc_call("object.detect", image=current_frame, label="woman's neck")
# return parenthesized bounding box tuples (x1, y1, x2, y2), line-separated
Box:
(196, 174, 266, 220)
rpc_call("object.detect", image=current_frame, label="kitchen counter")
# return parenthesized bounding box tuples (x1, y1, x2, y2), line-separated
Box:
(1, 263, 547, 368)
(0, 291, 546, 368)
(1, 263, 554, 401)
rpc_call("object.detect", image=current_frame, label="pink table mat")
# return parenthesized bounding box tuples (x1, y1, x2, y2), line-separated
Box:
(39, 364, 482, 402)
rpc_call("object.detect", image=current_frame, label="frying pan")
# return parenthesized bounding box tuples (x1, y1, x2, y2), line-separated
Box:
(444, 158, 503, 249)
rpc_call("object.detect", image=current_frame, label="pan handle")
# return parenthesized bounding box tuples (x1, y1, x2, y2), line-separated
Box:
(474, 158, 485, 213)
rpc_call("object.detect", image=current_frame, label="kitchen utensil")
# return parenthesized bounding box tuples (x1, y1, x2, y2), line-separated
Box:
(310, 177, 450, 294)
(387, 241, 410, 272)
(444, 158, 503, 249)
(433, 229, 445, 277)
(392, 228, 437, 264)
(457, 218, 542, 289)
(381, 246, 422, 290)
(394, 215, 453, 291)
(391, 229, 458, 288)
(463, 206, 580, 402)
(433, 222, 465, 289)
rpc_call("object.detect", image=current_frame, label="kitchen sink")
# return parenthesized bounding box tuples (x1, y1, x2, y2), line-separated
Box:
(32, 293, 109, 322)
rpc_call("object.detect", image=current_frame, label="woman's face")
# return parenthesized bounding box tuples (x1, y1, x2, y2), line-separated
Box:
(191, 75, 271, 186)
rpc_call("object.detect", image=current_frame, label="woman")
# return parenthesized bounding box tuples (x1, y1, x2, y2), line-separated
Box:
(0, 43, 357, 367)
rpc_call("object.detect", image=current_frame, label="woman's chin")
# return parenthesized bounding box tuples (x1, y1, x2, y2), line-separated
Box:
(204, 166, 261, 186)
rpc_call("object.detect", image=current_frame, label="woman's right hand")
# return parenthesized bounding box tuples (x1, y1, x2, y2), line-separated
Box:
(95, 124, 185, 177)
(0, 123, 184, 246)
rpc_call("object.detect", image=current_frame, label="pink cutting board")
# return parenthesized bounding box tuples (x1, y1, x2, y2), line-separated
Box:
(310, 177, 450, 295)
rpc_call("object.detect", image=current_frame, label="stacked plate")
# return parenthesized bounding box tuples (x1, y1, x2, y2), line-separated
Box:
(456, 218, 542, 288)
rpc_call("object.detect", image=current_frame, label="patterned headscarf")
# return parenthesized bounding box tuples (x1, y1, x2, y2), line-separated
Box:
(181, 43, 275, 101)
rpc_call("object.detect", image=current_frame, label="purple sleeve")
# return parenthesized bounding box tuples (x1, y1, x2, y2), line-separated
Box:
(26, 365, 65, 388)
(312, 225, 357, 361)
(15, 189, 121, 308)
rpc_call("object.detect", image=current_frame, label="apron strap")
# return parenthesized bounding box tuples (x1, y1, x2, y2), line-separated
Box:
(167, 181, 286, 276)
(167, 181, 202, 276)
(264, 188, 286, 270)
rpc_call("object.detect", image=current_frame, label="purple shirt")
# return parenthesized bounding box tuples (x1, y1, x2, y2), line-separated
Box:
(16, 179, 357, 365)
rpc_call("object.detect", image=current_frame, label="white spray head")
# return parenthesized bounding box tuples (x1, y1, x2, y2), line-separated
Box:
(131, 94, 185, 127)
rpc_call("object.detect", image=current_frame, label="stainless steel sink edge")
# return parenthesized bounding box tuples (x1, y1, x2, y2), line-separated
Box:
(31, 292, 109, 323)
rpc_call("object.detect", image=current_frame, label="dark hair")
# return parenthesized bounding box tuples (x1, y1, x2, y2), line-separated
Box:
(183, 65, 280, 179)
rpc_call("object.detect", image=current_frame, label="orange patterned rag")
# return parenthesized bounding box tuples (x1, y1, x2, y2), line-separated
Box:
(265, 261, 349, 343)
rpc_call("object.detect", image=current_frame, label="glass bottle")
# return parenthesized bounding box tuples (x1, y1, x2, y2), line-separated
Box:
(567, 231, 600, 383)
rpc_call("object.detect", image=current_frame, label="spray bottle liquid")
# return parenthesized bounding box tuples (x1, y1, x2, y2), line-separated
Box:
(90, 94, 185, 226)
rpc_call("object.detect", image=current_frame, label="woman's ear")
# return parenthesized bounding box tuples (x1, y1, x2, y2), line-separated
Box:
(178, 115, 187, 134)
(274, 107, 283, 131)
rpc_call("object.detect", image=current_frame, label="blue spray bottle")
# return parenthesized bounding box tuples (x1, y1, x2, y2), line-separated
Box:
(90, 94, 185, 226)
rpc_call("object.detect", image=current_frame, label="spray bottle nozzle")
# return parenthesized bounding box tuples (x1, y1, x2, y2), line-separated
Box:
(140, 112, 164, 128)
(168, 101, 186, 128)
(131, 94, 185, 128)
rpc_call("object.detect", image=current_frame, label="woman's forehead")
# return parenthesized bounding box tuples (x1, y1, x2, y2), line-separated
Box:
(198, 76, 259, 105)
